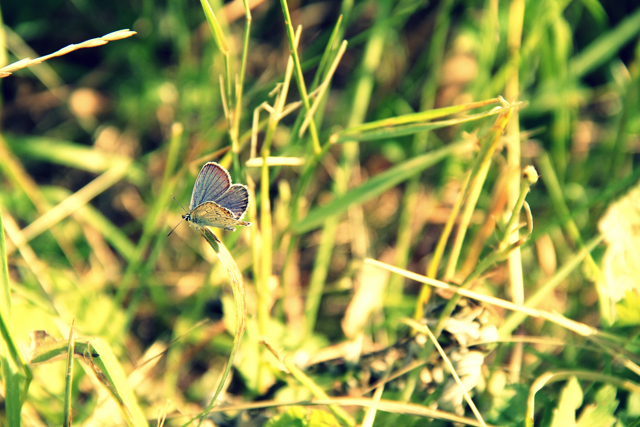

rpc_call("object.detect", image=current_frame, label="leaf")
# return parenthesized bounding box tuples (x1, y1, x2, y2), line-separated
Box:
(265, 407, 308, 427)
(626, 391, 640, 417)
(264, 407, 341, 427)
(550, 376, 582, 427)
(614, 291, 640, 327)
(597, 180, 640, 323)
(576, 384, 618, 427)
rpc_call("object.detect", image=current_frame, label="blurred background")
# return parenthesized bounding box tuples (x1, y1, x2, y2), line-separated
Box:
(2, 0, 640, 425)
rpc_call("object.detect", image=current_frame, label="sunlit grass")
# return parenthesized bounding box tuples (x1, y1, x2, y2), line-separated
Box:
(1, 0, 640, 426)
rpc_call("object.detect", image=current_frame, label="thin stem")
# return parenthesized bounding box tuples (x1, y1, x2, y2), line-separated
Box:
(278, 0, 321, 153)
(505, 0, 525, 384)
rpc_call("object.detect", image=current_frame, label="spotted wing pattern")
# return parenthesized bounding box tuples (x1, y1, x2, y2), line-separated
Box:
(188, 201, 251, 232)
(215, 184, 249, 219)
(189, 162, 231, 211)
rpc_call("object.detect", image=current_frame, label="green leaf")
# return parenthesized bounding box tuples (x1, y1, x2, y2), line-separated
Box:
(293, 140, 470, 234)
(598, 180, 640, 323)
(576, 384, 618, 427)
(265, 407, 308, 427)
(551, 376, 582, 427)
(264, 406, 341, 427)
(615, 291, 640, 327)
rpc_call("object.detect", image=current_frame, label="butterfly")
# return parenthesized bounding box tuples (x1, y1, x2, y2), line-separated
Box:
(168, 162, 251, 236)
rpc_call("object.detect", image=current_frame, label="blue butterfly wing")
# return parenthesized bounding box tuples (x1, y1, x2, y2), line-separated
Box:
(190, 162, 231, 211)
(215, 184, 249, 219)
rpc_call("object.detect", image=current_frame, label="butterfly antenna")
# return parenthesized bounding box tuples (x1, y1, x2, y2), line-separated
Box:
(168, 193, 189, 237)
(171, 193, 188, 213)
(167, 217, 185, 237)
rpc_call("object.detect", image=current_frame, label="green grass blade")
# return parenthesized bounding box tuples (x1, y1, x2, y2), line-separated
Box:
(304, 216, 338, 336)
(293, 140, 471, 234)
(116, 168, 183, 304)
(337, 97, 502, 135)
(287, 15, 344, 148)
(11, 185, 137, 262)
(499, 235, 604, 337)
(463, 104, 513, 202)
(199, 0, 229, 54)
(4, 135, 145, 185)
(29, 332, 148, 427)
(0, 346, 21, 427)
(310, 14, 343, 91)
(11, 161, 132, 251)
(332, 100, 509, 143)
(63, 322, 76, 427)
(569, 7, 640, 78)
(0, 210, 31, 424)
(278, 0, 321, 153)
(262, 339, 355, 426)
(0, 210, 11, 318)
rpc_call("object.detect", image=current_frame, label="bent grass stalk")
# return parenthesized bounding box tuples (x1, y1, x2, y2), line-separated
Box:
(364, 257, 604, 339)
(173, 396, 493, 426)
(367, 240, 640, 391)
(197, 227, 247, 426)
(0, 29, 137, 78)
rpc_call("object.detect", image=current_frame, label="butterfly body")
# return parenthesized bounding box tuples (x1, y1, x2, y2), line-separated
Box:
(170, 162, 251, 235)
(184, 201, 251, 232)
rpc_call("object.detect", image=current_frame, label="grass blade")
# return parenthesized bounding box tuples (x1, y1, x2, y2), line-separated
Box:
(29, 332, 148, 427)
(569, 7, 640, 78)
(63, 320, 76, 427)
(332, 98, 504, 143)
(3, 135, 144, 184)
(0, 209, 33, 423)
(293, 140, 472, 234)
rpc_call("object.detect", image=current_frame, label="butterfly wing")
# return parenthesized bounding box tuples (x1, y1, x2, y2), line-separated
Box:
(190, 162, 231, 211)
(188, 201, 251, 231)
(214, 184, 249, 219)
